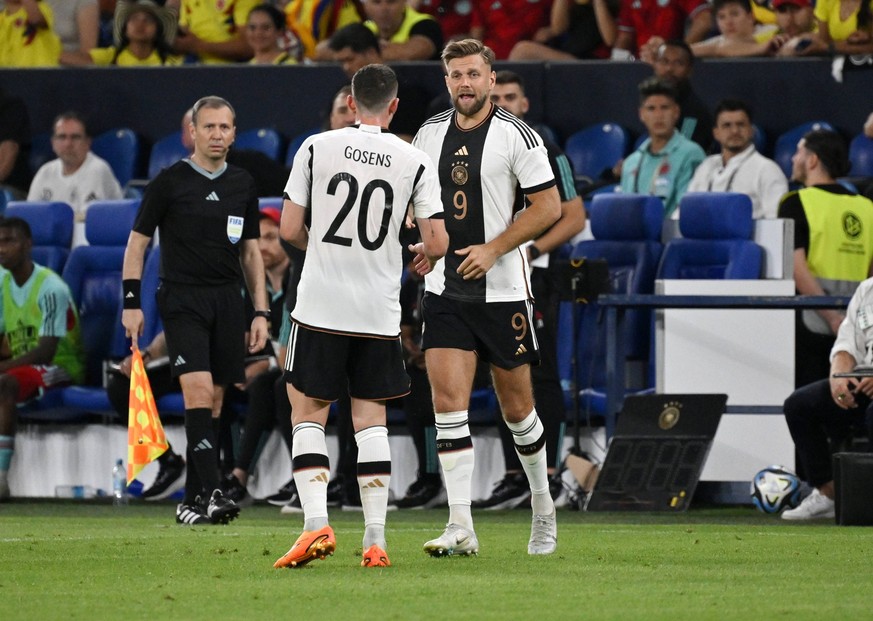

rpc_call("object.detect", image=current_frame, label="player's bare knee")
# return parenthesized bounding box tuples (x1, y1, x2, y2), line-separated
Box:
(432, 392, 469, 414)
(498, 400, 535, 424)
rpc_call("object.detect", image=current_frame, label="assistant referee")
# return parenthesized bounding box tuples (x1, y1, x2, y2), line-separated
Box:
(122, 96, 269, 526)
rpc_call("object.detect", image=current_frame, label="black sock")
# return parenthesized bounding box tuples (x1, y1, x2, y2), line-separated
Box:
(183, 444, 202, 506)
(185, 408, 219, 500)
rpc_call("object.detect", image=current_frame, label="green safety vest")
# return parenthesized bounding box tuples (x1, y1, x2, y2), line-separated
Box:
(2, 267, 85, 384)
(800, 187, 873, 333)
(364, 7, 434, 43)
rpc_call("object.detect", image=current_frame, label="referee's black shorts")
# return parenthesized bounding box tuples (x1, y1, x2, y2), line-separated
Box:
(156, 280, 246, 385)
(284, 321, 410, 402)
(420, 292, 540, 369)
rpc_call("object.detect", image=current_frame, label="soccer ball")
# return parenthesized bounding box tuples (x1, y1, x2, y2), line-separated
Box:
(750, 465, 802, 514)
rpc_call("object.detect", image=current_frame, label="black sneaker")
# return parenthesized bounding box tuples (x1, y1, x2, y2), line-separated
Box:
(265, 478, 296, 507)
(142, 452, 186, 501)
(279, 490, 302, 514)
(176, 502, 210, 525)
(326, 475, 344, 507)
(549, 474, 564, 502)
(222, 472, 252, 506)
(206, 489, 241, 524)
(394, 474, 444, 509)
(472, 472, 530, 510)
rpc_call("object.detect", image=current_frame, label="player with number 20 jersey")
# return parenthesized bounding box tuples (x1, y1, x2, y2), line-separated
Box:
(285, 124, 444, 337)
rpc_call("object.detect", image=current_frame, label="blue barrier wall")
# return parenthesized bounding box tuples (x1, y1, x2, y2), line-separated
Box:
(4, 58, 871, 150)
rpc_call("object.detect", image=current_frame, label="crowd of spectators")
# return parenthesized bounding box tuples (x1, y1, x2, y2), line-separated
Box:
(1, 0, 872, 68)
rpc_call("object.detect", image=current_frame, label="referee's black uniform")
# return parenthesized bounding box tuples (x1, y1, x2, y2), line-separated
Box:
(133, 158, 259, 505)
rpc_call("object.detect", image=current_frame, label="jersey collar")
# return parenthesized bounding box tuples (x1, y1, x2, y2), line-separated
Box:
(184, 158, 227, 180)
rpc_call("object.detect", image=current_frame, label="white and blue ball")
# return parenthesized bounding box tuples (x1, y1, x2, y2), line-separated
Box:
(751, 465, 801, 514)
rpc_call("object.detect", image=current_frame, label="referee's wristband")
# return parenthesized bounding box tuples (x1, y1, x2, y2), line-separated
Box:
(253, 310, 271, 320)
(123, 280, 141, 309)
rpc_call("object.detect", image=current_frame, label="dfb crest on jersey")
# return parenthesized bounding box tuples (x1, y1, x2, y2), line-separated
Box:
(452, 161, 468, 186)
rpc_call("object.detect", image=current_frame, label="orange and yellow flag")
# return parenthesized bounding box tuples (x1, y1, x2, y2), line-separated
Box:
(127, 348, 168, 484)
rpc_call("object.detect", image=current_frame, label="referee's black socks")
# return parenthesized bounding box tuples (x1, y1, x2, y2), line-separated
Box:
(185, 407, 221, 499)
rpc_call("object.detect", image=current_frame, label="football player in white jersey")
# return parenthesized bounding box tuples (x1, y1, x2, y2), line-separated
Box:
(412, 39, 562, 557)
(274, 64, 448, 570)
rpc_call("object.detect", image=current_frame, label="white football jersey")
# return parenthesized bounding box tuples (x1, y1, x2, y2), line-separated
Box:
(413, 105, 556, 303)
(285, 124, 443, 337)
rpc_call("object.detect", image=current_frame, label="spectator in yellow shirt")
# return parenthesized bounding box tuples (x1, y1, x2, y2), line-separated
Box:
(782, 0, 873, 55)
(285, 0, 364, 60)
(174, 0, 258, 63)
(0, 0, 61, 67)
(61, 0, 182, 66)
(246, 3, 297, 64)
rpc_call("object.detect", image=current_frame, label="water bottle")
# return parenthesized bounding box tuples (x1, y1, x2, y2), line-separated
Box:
(112, 458, 129, 506)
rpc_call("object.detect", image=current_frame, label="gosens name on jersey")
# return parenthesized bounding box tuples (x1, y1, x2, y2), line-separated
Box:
(285, 124, 443, 337)
(413, 105, 556, 303)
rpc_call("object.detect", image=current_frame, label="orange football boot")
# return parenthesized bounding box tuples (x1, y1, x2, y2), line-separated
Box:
(361, 544, 391, 567)
(274, 526, 336, 569)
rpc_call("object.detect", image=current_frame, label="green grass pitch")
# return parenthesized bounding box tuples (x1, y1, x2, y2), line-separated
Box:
(1, 502, 871, 621)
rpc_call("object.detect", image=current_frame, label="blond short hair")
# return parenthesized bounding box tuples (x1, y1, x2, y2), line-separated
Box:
(441, 39, 495, 69)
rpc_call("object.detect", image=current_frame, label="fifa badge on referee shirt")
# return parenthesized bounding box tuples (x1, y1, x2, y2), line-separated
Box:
(227, 216, 244, 244)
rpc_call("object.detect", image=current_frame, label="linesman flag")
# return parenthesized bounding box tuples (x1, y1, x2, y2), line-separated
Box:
(127, 348, 168, 484)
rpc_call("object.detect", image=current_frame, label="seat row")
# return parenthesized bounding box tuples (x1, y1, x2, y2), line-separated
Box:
(564, 120, 873, 191)
(7, 192, 764, 427)
(28, 120, 873, 197)
(28, 126, 299, 188)
(6, 198, 197, 422)
(556, 191, 764, 421)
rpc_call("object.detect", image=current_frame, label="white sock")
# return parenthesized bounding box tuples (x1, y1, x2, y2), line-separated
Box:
(435, 411, 474, 531)
(506, 409, 554, 516)
(292, 422, 330, 531)
(355, 426, 391, 549)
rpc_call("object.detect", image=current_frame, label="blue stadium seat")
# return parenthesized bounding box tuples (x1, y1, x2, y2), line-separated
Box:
(132, 245, 185, 419)
(92, 127, 141, 187)
(285, 127, 320, 166)
(657, 192, 762, 280)
(147, 131, 188, 179)
(83, 199, 139, 247)
(633, 133, 647, 151)
(5, 201, 74, 273)
(0, 188, 12, 214)
(849, 133, 873, 177)
(557, 193, 664, 419)
(140, 244, 164, 348)
(60, 201, 144, 415)
(235, 128, 284, 161)
(752, 124, 767, 154)
(258, 196, 283, 211)
(564, 123, 628, 187)
(8, 201, 81, 419)
(773, 121, 834, 179)
(61, 201, 141, 392)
